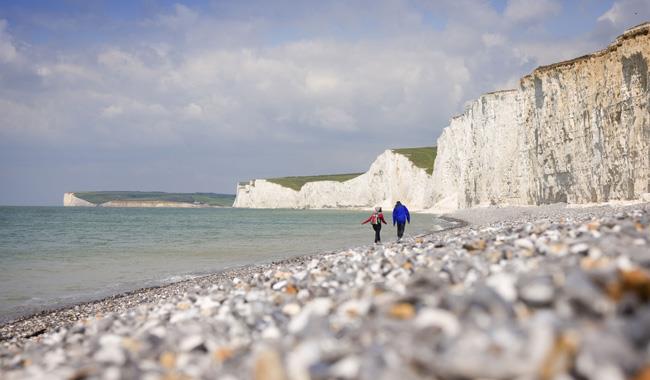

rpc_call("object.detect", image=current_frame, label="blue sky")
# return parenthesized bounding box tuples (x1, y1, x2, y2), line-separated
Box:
(0, 0, 648, 205)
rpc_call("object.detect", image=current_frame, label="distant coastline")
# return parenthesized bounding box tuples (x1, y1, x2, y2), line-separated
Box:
(63, 191, 235, 208)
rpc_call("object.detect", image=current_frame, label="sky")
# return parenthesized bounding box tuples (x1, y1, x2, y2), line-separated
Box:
(0, 0, 649, 205)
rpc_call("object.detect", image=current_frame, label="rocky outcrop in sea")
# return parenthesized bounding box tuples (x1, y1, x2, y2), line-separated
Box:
(2, 203, 649, 379)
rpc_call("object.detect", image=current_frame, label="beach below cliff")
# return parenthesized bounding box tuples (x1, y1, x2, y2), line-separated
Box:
(2, 203, 649, 379)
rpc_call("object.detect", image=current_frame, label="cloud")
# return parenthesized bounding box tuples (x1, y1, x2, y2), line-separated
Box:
(2, 27, 475, 147)
(148, 3, 199, 30)
(504, 0, 561, 24)
(101, 105, 123, 118)
(598, 0, 650, 27)
(183, 103, 203, 119)
(1, 1, 646, 203)
(304, 72, 340, 93)
(0, 1, 620, 153)
(0, 19, 18, 63)
(482, 33, 507, 48)
(1, 2, 628, 151)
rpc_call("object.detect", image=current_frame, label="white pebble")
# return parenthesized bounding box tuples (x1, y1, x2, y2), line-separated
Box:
(282, 303, 301, 316)
(330, 356, 361, 379)
(570, 243, 590, 255)
(486, 273, 517, 302)
(415, 308, 460, 336)
(94, 346, 126, 365)
(179, 334, 204, 351)
(514, 238, 534, 250)
(272, 280, 287, 290)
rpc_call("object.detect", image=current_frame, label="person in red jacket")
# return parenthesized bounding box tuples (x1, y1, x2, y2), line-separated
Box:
(362, 207, 388, 243)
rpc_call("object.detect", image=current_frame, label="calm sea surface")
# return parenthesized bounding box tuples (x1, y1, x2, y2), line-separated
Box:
(0, 206, 449, 323)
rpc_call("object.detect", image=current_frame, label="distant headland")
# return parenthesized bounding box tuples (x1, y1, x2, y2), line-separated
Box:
(63, 191, 235, 208)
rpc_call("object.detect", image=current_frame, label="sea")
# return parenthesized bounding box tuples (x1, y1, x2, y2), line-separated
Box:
(0, 206, 452, 324)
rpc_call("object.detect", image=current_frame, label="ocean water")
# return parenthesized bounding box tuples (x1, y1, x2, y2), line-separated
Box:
(0, 206, 450, 323)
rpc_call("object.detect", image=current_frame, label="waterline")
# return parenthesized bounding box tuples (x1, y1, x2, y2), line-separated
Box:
(0, 206, 450, 323)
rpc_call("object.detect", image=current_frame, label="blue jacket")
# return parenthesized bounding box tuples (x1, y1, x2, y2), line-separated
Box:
(392, 204, 410, 225)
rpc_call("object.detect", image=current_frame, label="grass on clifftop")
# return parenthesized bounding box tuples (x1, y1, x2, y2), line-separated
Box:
(392, 146, 437, 175)
(264, 146, 437, 191)
(74, 191, 236, 206)
(266, 173, 363, 191)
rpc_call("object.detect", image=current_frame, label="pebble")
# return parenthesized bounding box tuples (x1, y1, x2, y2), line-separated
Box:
(281, 303, 301, 316)
(179, 335, 204, 352)
(518, 276, 555, 307)
(330, 355, 361, 379)
(515, 238, 535, 251)
(272, 280, 287, 290)
(414, 308, 459, 336)
(388, 303, 415, 320)
(1, 204, 649, 380)
(94, 346, 126, 365)
(254, 347, 287, 380)
(570, 243, 590, 255)
(486, 273, 517, 302)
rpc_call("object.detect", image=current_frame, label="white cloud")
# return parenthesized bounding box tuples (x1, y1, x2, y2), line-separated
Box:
(149, 3, 199, 30)
(0, 19, 18, 63)
(599, 2, 624, 24)
(0, 2, 574, 150)
(3, 1, 644, 193)
(504, 0, 561, 23)
(183, 103, 203, 119)
(97, 48, 151, 79)
(305, 72, 340, 93)
(309, 107, 357, 131)
(482, 33, 507, 47)
(41, 63, 100, 84)
(598, 0, 650, 27)
(3, 1, 648, 202)
(101, 105, 123, 118)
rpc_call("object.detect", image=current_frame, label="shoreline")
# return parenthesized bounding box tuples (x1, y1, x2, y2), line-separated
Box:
(2, 203, 648, 379)
(0, 252, 336, 341)
(0, 215, 465, 342)
(0, 205, 622, 335)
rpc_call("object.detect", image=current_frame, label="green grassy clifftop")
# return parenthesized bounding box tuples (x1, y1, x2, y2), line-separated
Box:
(266, 173, 364, 191)
(391, 146, 437, 175)
(262, 146, 437, 191)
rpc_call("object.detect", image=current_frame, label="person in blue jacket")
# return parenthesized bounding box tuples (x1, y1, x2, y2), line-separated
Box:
(392, 201, 410, 242)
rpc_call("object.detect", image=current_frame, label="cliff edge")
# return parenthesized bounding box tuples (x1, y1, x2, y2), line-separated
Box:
(432, 22, 650, 211)
(234, 148, 436, 210)
(63, 192, 96, 207)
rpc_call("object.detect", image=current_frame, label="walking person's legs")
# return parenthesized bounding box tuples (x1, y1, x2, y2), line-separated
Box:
(397, 222, 405, 240)
(373, 224, 381, 243)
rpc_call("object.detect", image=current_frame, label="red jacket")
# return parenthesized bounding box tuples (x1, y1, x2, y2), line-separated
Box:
(362, 212, 387, 225)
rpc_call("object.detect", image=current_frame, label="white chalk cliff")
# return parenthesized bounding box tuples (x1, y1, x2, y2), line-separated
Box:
(233, 150, 434, 210)
(431, 23, 650, 211)
(235, 24, 650, 212)
(63, 192, 96, 207)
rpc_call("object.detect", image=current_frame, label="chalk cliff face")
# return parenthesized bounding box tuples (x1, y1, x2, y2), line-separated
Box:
(63, 192, 96, 207)
(234, 150, 433, 210)
(431, 90, 526, 211)
(432, 23, 650, 211)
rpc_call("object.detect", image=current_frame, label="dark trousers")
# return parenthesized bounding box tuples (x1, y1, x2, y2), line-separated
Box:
(397, 222, 406, 239)
(372, 223, 382, 243)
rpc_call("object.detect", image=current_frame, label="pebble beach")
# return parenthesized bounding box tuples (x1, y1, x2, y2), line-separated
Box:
(2, 203, 650, 380)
